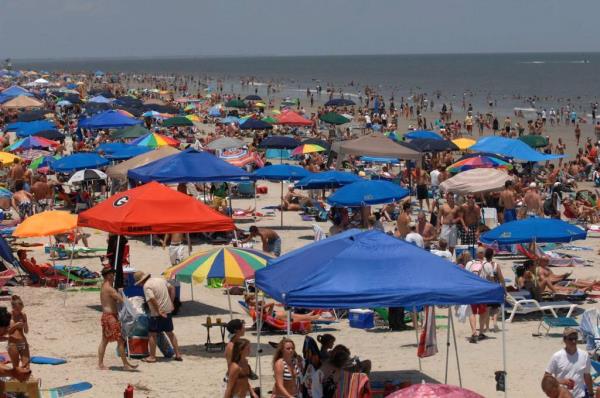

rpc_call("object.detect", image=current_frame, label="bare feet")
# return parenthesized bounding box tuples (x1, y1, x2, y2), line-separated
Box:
(97, 364, 108, 370)
(141, 357, 157, 363)
(123, 364, 139, 371)
(11, 367, 31, 382)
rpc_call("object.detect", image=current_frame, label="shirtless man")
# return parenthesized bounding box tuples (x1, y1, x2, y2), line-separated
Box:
(162, 233, 188, 265)
(11, 181, 33, 221)
(30, 177, 53, 212)
(242, 226, 281, 257)
(499, 180, 517, 223)
(416, 211, 436, 249)
(97, 268, 138, 371)
(395, 201, 412, 239)
(416, 168, 431, 211)
(281, 186, 312, 211)
(438, 192, 465, 254)
(524, 182, 543, 217)
(7, 159, 25, 191)
(461, 195, 481, 245)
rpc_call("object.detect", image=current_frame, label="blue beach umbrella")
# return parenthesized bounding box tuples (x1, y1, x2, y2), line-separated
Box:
(404, 130, 443, 140)
(480, 218, 587, 245)
(327, 180, 409, 207)
(253, 165, 310, 181)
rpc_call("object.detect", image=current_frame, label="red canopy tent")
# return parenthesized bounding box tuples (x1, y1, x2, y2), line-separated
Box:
(78, 181, 234, 234)
(276, 111, 314, 126)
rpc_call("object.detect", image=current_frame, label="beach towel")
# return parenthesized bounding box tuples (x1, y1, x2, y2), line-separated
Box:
(417, 306, 438, 358)
(31, 356, 67, 365)
(335, 371, 371, 398)
(40, 381, 92, 397)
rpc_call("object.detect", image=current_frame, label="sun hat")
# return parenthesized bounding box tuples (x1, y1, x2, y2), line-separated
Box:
(563, 327, 578, 337)
(133, 271, 151, 286)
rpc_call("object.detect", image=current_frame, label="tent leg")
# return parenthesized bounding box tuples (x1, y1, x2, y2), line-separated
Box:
(112, 235, 121, 289)
(450, 309, 462, 387)
(255, 289, 263, 398)
(280, 182, 284, 227)
(444, 307, 451, 384)
(286, 308, 291, 336)
(501, 303, 507, 397)
(63, 241, 76, 306)
(413, 306, 421, 371)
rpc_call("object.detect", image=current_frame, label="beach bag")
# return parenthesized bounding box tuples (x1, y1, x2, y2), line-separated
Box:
(456, 305, 471, 323)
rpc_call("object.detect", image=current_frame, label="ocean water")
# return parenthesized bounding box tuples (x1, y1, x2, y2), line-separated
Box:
(13, 53, 600, 112)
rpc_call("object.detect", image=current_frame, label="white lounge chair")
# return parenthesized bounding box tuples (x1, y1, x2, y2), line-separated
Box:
(505, 294, 577, 323)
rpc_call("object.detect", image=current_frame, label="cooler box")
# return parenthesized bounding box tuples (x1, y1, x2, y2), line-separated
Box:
(127, 336, 149, 358)
(349, 309, 374, 329)
(454, 245, 476, 261)
(256, 186, 268, 194)
(123, 269, 144, 298)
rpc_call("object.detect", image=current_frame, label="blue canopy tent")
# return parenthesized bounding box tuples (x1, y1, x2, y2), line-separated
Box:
(327, 180, 409, 206)
(51, 153, 109, 173)
(239, 118, 273, 130)
(295, 171, 363, 190)
(7, 120, 56, 137)
(105, 145, 151, 161)
(404, 130, 443, 140)
(88, 95, 113, 104)
(480, 218, 586, 245)
(1, 86, 32, 98)
(254, 229, 506, 386)
(78, 110, 141, 130)
(127, 148, 252, 183)
(469, 136, 564, 162)
(254, 165, 311, 226)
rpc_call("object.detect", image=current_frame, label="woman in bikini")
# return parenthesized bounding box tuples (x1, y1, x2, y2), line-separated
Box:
(272, 338, 302, 398)
(8, 295, 29, 369)
(223, 338, 258, 398)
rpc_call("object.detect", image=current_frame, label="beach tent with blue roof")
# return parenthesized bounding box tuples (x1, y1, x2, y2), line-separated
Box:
(78, 110, 141, 130)
(470, 136, 564, 162)
(7, 120, 56, 138)
(1, 86, 33, 97)
(51, 153, 109, 173)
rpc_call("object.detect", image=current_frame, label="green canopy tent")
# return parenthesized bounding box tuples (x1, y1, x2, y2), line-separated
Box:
(163, 116, 194, 127)
(319, 112, 350, 125)
(225, 99, 247, 109)
(111, 125, 152, 139)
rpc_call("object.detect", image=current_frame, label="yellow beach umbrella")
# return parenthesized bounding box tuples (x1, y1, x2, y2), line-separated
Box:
(186, 114, 201, 122)
(0, 152, 21, 165)
(271, 109, 281, 115)
(13, 211, 77, 237)
(452, 138, 476, 150)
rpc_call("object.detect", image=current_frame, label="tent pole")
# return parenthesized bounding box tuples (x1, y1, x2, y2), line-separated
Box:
(450, 309, 462, 387)
(413, 306, 421, 371)
(63, 238, 76, 306)
(444, 307, 451, 384)
(227, 287, 233, 320)
(255, 289, 263, 397)
(501, 303, 507, 398)
(113, 235, 121, 289)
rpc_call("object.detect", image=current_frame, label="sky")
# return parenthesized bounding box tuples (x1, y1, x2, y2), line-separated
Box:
(1, 0, 599, 60)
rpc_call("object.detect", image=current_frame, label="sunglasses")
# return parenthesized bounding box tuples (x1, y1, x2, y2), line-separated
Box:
(565, 336, 578, 342)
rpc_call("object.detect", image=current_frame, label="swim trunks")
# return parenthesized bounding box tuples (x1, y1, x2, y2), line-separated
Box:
(101, 312, 122, 342)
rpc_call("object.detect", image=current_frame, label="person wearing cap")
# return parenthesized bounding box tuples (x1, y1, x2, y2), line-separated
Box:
(524, 182, 543, 217)
(134, 271, 182, 362)
(97, 268, 138, 371)
(405, 221, 424, 248)
(545, 328, 593, 398)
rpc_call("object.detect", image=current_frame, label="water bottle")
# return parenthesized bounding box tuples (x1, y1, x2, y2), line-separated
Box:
(124, 384, 134, 398)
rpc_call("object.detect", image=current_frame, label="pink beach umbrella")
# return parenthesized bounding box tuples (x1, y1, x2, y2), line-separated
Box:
(387, 383, 484, 398)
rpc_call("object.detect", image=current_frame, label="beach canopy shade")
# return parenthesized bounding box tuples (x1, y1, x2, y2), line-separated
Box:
(220, 116, 240, 125)
(401, 138, 459, 153)
(78, 181, 234, 235)
(29, 155, 59, 171)
(439, 168, 513, 195)
(13, 211, 77, 237)
(470, 136, 563, 162)
(291, 144, 326, 156)
(33, 130, 65, 141)
(327, 180, 409, 206)
(225, 99, 247, 108)
(7, 136, 59, 152)
(129, 133, 179, 149)
(16, 110, 48, 122)
(7, 120, 56, 137)
(262, 116, 277, 124)
(1, 95, 44, 109)
(206, 137, 246, 151)
(387, 383, 483, 398)
(111, 125, 151, 139)
(324, 98, 355, 107)
(67, 169, 107, 185)
(333, 134, 421, 160)
(106, 146, 179, 182)
(162, 116, 193, 127)
(258, 136, 300, 149)
(1, 86, 32, 97)
(319, 112, 350, 125)
(253, 164, 311, 181)
(519, 134, 549, 148)
(0, 152, 21, 165)
(244, 95, 262, 101)
(452, 138, 476, 150)
(404, 130, 443, 140)
(480, 218, 587, 245)
(276, 111, 313, 126)
(446, 155, 513, 173)
(51, 153, 109, 173)
(295, 171, 363, 190)
(105, 145, 151, 161)
(301, 138, 331, 151)
(239, 118, 273, 130)
(128, 148, 252, 183)
(163, 247, 270, 285)
(255, 229, 504, 308)
(458, 152, 511, 163)
(88, 95, 113, 104)
(360, 156, 401, 164)
(78, 110, 141, 129)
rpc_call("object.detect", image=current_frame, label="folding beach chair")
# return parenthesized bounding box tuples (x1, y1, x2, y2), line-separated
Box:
(505, 294, 577, 323)
(537, 316, 579, 336)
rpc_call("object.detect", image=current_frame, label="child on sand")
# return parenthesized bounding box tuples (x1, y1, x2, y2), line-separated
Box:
(8, 295, 29, 369)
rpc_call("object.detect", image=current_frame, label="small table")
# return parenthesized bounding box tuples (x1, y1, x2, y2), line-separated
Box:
(202, 322, 227, 352)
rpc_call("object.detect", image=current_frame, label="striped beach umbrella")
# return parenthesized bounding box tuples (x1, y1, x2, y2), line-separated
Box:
(29, 154, 60, 171)
(446, 155, 513, 173)
(129, 133, 179, 149)
(291, 144, 326, 156)
(452, 138, 476, 150)
(163, 247, 271, 285)
(7, 136, 59, 152)
(0, 152, 21, 165)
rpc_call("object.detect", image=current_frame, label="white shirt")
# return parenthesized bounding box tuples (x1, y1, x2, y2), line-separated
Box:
(465, 260, 494, 281)
(546, 348, 591, 398)
(431, 249, 452, 261)
(405, 232, 424, 248)
(430, 169, 440, 187)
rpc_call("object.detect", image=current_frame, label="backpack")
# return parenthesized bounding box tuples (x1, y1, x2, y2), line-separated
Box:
(467, 260, 484, 277)
(482, 261, 498, 283)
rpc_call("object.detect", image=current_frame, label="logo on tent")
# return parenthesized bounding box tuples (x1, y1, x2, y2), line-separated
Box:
(113, 196, 129, 207)
(500, 232, 512, 238)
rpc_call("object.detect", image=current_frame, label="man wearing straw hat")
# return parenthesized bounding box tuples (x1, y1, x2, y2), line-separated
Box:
(134, 271, 183, 363)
